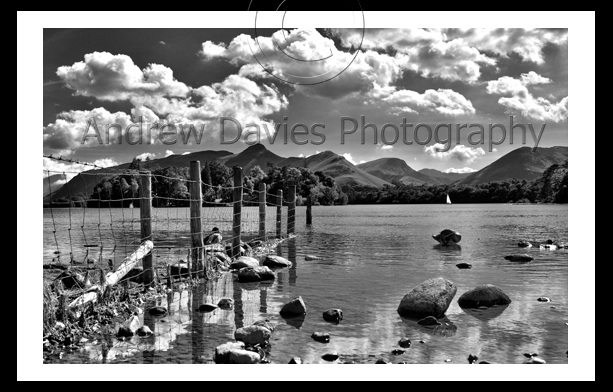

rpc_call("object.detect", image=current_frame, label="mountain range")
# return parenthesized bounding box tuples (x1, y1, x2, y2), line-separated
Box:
(45, 144, 568, 201)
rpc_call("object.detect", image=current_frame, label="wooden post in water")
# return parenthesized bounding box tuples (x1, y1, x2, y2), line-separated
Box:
(306, 195, 312, 225)
(288, 185, 296, 235)
(139, 172, 154, 287)
(189, 161, 203, 276)
(276, 190, 283, 239)
(259, 182, 266, 240)
(232, 166, 243, 258)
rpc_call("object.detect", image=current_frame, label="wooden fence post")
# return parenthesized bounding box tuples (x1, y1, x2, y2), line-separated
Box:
(259, 182, 266, 240)
(232, 166, 243, 257)
(276, 189, 282, 239)
(189, 161, 203, 277)
(139, 172, 154, 287)
(306, 195, 312, 225)
(288, 185, 296, 235)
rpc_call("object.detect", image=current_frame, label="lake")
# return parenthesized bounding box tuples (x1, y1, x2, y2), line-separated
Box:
(43, 204, 568, 364)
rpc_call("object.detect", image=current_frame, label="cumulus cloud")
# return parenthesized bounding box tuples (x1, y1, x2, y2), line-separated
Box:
(487, 71, 567, 122)
(443, 167, 478, 174)
(424, 143, 486, 163)
(383, 89, 475, 116)
(43, 156, 118, 181)
(135, 152, 156, 161)
(342, 153, 357, 165)
(376, 143, 394, 150)
(57, 52, 189, 101)
(164, 150, 174, 157)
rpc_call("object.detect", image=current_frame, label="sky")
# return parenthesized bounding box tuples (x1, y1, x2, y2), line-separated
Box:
(43, 28, 568, 175)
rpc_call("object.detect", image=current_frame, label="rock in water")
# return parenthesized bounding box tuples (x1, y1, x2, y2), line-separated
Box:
(323, 309, 343, 323)
(214, 342, 246, 364)
(263, 255, 292, 268)
(311, 332, 331, 343)
(136, 326, 153, 336)
(148, 306, 168, 316)
(537, 297, 551, 302)
(397, 277, 457, 318)
(504, 254, 534, 262)
(199, 303, 218, 312)
(305, 255, 323, 261)
(288, 357, 302, 364)
(322, 353, 339, 362)
(229, 349, 261, 364)
(458, 284, 512, 308)
(116, 326, 134, 337)
(252, 319, 276, 332)
(229, 256, 259, 270)
(417, 316, 441, 326)
(234, 325, 272, 346)
(398, 338, 412, 348)
(237, 266, 275, 283)
(376, 359, 390, 364)
(392, 349, 405, 355)
(518, 240, 532, 248)
(523, 357, 546, 364)
(432, 229, 462, 245)
(468, 354, 479, 364)
(280, 296, 307, 316)
(218, 298, 234, 309)
(456, 263, 472, 269)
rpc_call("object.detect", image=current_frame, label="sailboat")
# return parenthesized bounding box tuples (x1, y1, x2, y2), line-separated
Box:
(446, 194, 452, 205)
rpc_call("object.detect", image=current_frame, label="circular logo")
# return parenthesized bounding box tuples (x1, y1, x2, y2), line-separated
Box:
(247, 3, 365, 85)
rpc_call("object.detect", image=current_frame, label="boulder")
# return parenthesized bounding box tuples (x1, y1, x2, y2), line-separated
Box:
(417, 316, 441, 326)
(311, 332, 331, 343)
(229, 349, 261, 364)
(432, 229, 462, 245)
(263, 255, 292, 268)
(280, 296, 307, 316)
(237, 266, 275, 283)
(229, 256, 259, 270)
(397, 278, 457, 318)
(218, 298, 234, 309)
(252, 319, 276, 332)
(148, 306, 168, 316)
(234, 325, 272, 346)
(457, 284, 512, 308)
(198, 303, 218, 312)
(323, 309, 343, 323)
(214, 341, 246, 364)
(504, 254, 533, 262)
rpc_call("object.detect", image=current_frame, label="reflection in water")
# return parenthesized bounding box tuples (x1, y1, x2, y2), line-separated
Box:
(282, 314, 305, 329)
(461, 305, 510, 321)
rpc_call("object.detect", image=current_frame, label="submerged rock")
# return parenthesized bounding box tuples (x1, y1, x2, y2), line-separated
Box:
(504, 254, 533, 262)
(234, 325, 272, 346)
(417, 316, 441, 326)
(237, 266, 275, 283)
(229, 256, 259, 270)
(458, 284, 512, 308)
(397, 277, 457, 318)
(214, 341, 246, 364)
(280, 296, 307, 316)
(263, 255, 292, 268)
(432, 229, 462, 245)
(398, 338, 412, 348)
(323, 309, 343, 323)
(311, 332, 331, 343)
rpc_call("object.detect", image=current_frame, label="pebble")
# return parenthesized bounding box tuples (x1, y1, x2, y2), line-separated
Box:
(392, 349, 405, 355)
(537, 297, 551, 302)
(419, 340, 426, 344)
(456, 263, 472, 269)
(398, 338, 412, 348)
(376, 359, 390, 364)
(322, 353, 340, 362)
(311, 332, 331, 343)
(445, 359, 452, 363)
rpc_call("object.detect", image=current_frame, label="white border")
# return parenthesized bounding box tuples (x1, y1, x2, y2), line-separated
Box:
(19, 11, 594, 381)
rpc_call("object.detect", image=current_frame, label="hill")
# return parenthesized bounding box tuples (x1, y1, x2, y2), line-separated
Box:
(357, 158, 439, 185)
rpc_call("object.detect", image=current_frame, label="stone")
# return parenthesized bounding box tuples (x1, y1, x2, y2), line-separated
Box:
(263, 255, 292, 268)
(280, 296, 307, 316)
(311, 332, 331, 343)
(456, 263, 472, 269)
(458, 284, 512, 308)
(398, 338, 412, 348)
(322, 353, 339, 362)
(136, 326, 153, 336)
(417, 316, 441, 326)
(229, 256, 259, 270)
(288, 357, 302, 364)
(518, 240, 532, 248)
(468, 354, 479, 364)
(218, 298, 234, 309)
(199, 303, 218, 312)
(323, 309, 343, 323)
(148, 306, 167, 316)
(504, 254, 533, 262)
(397, 277, 457, 318)
(392, 349, 405, 355)
(252, 319, 276, 332)
(376, 358, 390, 364)
(214, 341, 246, 364)
(523, 357, 546, 364)
(432, 229, 462, 245)
(537, 297, 551, 302)
(234, 325, 272, 346)
(237, 266, 275, 283)
(229, 349, 261, 364)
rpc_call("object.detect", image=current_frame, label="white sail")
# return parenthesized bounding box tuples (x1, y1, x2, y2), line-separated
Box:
(446, 194, 451, 204)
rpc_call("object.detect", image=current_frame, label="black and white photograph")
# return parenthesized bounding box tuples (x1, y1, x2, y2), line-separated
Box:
(18, 10, 594, 381)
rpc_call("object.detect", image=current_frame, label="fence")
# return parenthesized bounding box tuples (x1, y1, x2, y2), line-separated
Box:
(43, 158, 308, 295)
